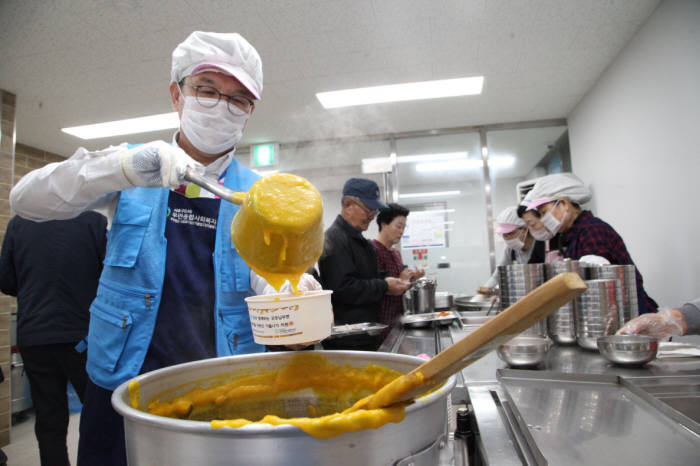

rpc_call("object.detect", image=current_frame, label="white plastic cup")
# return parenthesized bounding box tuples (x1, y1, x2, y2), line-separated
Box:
(244, 290, 333, 345)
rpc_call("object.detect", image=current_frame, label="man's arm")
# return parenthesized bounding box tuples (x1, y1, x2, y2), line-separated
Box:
(10, 145, 130, 221)
(0, 218, 18, 296)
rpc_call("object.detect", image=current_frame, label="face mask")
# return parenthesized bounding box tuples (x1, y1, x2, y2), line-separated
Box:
(541, 201, 566, 236)
(504, 229, 526, 251)
(531, 226, 555, 241)
(179, 95, 249, 156)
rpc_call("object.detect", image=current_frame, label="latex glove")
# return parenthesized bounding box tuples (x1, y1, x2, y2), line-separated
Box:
(476, 286, 496, 297)
(262, 273, 322, 295)
(120, 140, 204, 188)
(617, 309, 686, 340)
(579, 255, 611, 266)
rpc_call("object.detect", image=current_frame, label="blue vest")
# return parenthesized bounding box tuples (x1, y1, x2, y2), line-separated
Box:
(86, 157, 264, 390)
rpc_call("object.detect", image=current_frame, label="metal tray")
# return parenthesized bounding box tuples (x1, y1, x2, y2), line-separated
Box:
(496, 369, 700, 465)
(327, 322, 387, 339)
(401, 311, 459, 328)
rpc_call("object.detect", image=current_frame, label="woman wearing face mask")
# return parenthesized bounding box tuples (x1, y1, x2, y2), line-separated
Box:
(477, 206, 544, 296)
(526, 173, 658, 314)
(517, 203, 564, 263)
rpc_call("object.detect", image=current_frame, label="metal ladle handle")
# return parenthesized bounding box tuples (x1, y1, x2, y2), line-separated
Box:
(184, 167, 246, 205)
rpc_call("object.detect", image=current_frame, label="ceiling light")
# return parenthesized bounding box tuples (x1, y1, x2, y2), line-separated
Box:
(397, 152, 467, 163)
(62, 112, 179, 139)
(487, 155, 516, 168)
(316, 76, 484, 109)
(412, 209, 456, 215)
(415, 159, 482, 172)
(399, 190, 461, 199)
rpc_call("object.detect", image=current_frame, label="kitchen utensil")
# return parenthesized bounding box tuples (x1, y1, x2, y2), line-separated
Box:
(434, 291, 454, 309)
(454, 295, 498, 312)
(544, 261, 583, 344)
(185, 168, 324, 291)
(402, 289, 415, 314)
(112, 351, 455, 466)
(497, 337, 550, 367)
(597, 335, 658, 366)
(588, 264, 638, 325)
(410, 278, 437, 314)
(576, 278, 621, 350)
(327, 322, 387, 339)
(349, 272, 587, 411)
(498, 264, 547, 337)
(400, 311, 459, 328)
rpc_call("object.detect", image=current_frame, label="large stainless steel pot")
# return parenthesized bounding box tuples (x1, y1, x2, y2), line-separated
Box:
(410, 278, 437, 313)
(112, 351, 455, 466)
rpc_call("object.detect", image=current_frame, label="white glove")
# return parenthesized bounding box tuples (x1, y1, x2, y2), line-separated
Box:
(120, 141, 204, 188)
(262, 273, 322, 295)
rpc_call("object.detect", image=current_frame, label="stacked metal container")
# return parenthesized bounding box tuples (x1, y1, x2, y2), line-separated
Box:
(498, 264, 546, 337)
(576, 278, 621, 350)
(544, 261, 582, 344)
(586, 264, 638, 326)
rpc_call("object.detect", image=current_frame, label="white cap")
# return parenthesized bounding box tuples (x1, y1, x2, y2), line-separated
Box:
(495, 206, 526, 234)
(527, 173, 592, 210)
(171, 31, 263, 99)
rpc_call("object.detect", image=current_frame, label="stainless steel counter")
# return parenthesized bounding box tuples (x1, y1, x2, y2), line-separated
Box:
(380, 313, 700, 465)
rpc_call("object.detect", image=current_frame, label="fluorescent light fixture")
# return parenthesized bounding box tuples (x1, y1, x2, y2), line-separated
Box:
(488, 155, 516, 168)
(397, 152, 467, 164)
(316, 76, 484, 109)
(444, 221, 455, 225)
(62, 112, 179, 139)
(399, 190, 461, 199)
(414, 155, 515, 172)
(361, 157, 394, 174)
(416, 159, 481, 172)
(412, 208, 456, 215)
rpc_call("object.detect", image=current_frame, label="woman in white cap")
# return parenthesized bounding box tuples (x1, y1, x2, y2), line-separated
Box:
(477, 206, 544, 295)
(10, 31, 320, 465)
(526, 173, 658, 315)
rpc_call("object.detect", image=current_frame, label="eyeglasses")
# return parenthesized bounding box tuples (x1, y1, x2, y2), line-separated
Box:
(350, 198, 378, 218)
(180, 82, 255, 115)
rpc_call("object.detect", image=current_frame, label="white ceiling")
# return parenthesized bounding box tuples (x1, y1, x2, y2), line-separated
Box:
(0, 0, 660, 159)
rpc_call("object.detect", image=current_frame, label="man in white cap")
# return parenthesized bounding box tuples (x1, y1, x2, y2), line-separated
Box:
(477, 206, 544, 295)
(526, 173, 657, 315)
(10, 31, 319, 465)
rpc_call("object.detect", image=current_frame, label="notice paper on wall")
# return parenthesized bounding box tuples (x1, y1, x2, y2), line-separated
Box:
(402, 210, 446, 249)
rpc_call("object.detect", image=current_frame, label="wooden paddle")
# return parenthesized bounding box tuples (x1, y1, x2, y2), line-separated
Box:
(346, 272, 587, 412)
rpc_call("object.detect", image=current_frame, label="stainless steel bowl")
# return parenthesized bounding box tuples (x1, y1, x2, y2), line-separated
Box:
(597, 335, 658, 366)
(497, 337, 550, 367)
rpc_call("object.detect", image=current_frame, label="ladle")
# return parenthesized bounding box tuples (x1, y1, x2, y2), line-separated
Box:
(346, 272, 587, 412)
(184, 167, 324, 291)
(184, 167, 246, 205)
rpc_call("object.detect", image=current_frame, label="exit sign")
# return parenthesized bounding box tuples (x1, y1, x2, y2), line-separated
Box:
(252, 143, 278, 167)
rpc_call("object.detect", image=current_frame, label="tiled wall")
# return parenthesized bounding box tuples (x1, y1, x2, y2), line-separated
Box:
(0, 91, 66, 447)
(0, 90, 16, 447)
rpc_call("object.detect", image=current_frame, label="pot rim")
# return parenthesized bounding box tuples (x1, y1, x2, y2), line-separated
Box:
(112, 350, 456, 437)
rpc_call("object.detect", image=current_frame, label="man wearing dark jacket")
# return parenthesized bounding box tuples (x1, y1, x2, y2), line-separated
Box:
(0, 212, 107, 466)
(319, 178, 410, 350)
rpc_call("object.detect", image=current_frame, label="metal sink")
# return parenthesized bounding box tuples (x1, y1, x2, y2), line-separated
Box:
(628, 375, 700, 426)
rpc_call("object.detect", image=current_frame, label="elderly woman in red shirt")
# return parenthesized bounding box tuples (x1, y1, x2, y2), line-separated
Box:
(373, 204, 424, 331)
(527, 173, 658, 314)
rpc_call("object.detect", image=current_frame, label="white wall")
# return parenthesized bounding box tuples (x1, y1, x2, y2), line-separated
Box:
(568, 0, 700, 307)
